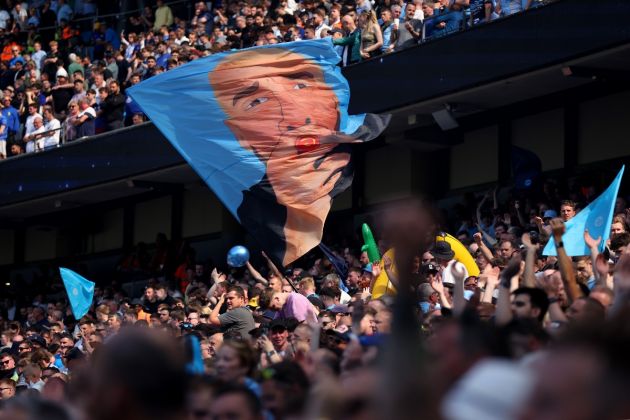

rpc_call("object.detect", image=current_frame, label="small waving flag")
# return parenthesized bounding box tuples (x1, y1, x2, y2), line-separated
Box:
(59, 267, 95, 319)
(543, 166, 624, 256)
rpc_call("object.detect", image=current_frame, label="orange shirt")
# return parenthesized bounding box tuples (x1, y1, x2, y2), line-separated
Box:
(1, 43, 19, 62)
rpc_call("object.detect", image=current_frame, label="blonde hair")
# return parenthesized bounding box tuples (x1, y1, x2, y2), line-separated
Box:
(361, 10, 378, 29)
(298, 277, 315, 291)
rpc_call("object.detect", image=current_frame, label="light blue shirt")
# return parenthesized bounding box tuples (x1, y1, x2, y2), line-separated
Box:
(57, 4, 73, 24)
(32, 50, 46, 70)
(382, 23, 393, 52)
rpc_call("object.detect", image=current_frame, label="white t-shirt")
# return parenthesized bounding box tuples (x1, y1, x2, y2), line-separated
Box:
(174, 35, 190, 46)
(25, 113, 42, 137)
(441, 260, 469, 286)
(78, 106, 96, 119)
(42, 118, 61, 148)
(26, 126, 46, 153)
(315, 22, 331, 39)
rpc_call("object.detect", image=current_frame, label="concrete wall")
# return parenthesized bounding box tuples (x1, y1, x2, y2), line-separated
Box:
(450, 126, 498, 189)
(134, 196, 172, 244)
(578, 91, 630, 164)
(182, 187, 223, 237)
(512, 109, 564, 171)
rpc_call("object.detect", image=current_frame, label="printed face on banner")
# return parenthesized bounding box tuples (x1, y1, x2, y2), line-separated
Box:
(209, 48, 350, 206)
(209, 48, 352, 264)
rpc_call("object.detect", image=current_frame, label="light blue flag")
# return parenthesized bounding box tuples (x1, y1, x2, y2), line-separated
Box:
(128, 39, 389, 267)
(543, 166, 625, 256)
(59, 267, 95, 319)
(185, 335, 205, 375)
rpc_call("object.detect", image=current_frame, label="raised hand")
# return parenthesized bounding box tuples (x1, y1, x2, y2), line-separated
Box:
(595, 253, 610, 279)
(360, 287, 371, 301)
(521, 232, 539, 250)
(542, 272, 562, 298)
(549, 218, 566, 242)
(371, 263, 381, 278)
(431, 277, 444, 295)
(584, 229, 602, 250)
(500, 255, 522, 287)
(450, 262, 466, 283)
(383, 255, 393, 271)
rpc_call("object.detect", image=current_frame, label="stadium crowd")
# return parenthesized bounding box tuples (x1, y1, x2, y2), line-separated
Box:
(0, 0, 546, 159)
(0, 172, 629, 419)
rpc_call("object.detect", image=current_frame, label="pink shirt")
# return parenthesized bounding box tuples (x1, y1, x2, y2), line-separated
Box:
(280, 292, 318, 324)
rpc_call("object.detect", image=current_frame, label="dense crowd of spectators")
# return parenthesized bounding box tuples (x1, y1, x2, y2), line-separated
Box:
(0, 171, 629, 419)
(0, 0, 547, 159)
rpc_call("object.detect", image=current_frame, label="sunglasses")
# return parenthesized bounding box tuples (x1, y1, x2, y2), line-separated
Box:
(1, 359, 12, 365)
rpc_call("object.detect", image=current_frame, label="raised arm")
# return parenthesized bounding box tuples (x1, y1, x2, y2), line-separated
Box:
(480, 267, 499, 303)
(584, 229, 602, 284)
(521, 232, 539, 288)
(120, 30, 129, 46)
(451, 262, 467, 316)
(541, 271, 568, 323)
(262, 251, 284, 280)
(495, 256, 521, 326)
(473, 232, 494, 264)
(533, 216, 550, 241)
(476, 191, 489, 227)
(209, 293, 225, 326)
(595, 253, 614, 289)
(477, 224, 497, 248)
(246, 260, 268, 285)
(383, 255, 399, 289)
(431, 274, 451, 309)
(549, 218, 582, 304)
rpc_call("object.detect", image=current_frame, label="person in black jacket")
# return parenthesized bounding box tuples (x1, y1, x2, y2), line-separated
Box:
(100, 80, 125, 131)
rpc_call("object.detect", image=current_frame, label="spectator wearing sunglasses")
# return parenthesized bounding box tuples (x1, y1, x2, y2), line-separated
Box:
(0, 353, 17, 382)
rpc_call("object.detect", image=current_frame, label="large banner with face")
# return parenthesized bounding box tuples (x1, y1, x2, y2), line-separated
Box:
(129, 39, 389, 266)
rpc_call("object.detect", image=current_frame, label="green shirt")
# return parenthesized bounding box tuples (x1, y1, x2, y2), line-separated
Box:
(68, 62, 83, 77)
(333, 29, 362, 65)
